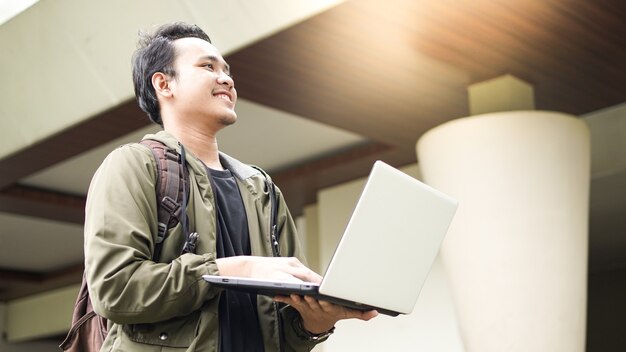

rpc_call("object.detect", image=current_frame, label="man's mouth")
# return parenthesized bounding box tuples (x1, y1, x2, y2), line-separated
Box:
(214, 93, 232, 103)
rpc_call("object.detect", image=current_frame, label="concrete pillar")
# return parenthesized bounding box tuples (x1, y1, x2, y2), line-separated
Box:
(416, 110, 590, 351)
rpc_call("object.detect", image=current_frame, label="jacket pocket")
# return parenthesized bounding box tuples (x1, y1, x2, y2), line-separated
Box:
(121, 310, 200, 348)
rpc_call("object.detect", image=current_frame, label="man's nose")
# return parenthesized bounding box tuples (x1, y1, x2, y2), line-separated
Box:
(217, 72, 234, 88)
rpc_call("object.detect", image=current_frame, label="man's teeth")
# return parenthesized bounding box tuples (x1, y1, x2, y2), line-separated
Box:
(216, 94, 230, 102)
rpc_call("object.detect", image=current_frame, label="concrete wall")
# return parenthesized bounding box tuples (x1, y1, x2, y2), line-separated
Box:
(0, 303, 61, 352)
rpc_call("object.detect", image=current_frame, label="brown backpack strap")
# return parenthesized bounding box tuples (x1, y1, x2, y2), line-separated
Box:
(140, 139, 189, 260)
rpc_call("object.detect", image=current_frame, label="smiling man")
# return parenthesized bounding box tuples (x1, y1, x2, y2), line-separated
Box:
(83, 22, 376, 352)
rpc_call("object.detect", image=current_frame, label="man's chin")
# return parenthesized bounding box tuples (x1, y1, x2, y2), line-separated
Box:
(219, 114, 237, 126)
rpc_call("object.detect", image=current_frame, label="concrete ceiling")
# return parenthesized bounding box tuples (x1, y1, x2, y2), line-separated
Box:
(1, 0, 626, 303)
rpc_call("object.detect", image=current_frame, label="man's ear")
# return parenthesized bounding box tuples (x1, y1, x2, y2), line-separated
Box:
(152, 72, 172, 97)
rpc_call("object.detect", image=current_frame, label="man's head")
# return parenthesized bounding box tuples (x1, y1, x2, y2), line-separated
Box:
(132, 22, 236, 127)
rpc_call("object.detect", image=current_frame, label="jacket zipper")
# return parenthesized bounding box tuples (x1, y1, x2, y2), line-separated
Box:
(274, 301, 285, 352)
(269, 186, 283, 352)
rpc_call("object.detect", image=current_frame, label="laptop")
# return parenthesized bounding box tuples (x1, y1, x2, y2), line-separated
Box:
(203, 160, 458, 316)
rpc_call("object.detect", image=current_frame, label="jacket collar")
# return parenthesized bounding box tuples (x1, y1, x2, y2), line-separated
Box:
(141, 130, 261, 181)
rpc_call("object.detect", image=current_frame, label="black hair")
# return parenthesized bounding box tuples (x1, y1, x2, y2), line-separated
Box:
(132, 22, 211, 125)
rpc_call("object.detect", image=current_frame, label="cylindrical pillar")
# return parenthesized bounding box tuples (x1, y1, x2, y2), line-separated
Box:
(416, 111, 590, 352)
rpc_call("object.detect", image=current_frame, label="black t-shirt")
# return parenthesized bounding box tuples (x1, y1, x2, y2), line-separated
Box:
(209, 168, 265, 352)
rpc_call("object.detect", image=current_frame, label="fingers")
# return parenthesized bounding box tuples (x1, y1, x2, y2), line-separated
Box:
(361, 310, 379, 321)
(274, 294, 322, 316)
(303, 294, 325, 312)
(289, 268, 322, 284)
(244, 256, 322, 283)
(282, 258, 322, 284)
(320, 302, 375, 321)
(275, 295, 379, 335)
(275, 273, 304, 283)
(275, 294, 318, 310)
(274, 295, 379, 322)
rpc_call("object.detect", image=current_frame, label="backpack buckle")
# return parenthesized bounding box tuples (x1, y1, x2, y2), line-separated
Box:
(161, 196, 179, 214)
(156, 223, 167, 243)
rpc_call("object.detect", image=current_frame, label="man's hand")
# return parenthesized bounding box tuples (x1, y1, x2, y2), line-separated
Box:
(216, 256, 322, 283)
(274, 294, 378, 334)
(216, 256, 378, 333)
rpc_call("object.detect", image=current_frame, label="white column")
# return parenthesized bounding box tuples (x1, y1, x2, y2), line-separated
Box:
(416, 111, 590, 352)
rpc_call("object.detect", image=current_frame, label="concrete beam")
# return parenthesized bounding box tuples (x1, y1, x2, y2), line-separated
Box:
(0, 0, 344, 162)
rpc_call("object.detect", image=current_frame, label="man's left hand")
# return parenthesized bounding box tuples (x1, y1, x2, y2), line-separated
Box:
(274, 294, 378, 334)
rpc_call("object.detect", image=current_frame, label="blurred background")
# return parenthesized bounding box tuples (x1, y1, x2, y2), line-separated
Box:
(0, 0, 625, 351)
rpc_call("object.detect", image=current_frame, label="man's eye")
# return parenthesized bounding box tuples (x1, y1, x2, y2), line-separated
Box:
(205, 63, 213, 70)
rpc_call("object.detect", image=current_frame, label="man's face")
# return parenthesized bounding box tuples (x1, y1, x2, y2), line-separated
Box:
(167, 37, 237, 128)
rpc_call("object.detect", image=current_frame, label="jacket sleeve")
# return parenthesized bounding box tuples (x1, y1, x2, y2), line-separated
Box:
(273, 186, 329, 351)
(84, 144, 220, 324)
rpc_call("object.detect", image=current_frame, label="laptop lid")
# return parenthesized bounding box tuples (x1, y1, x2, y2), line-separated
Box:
(317, 160, 458, 314)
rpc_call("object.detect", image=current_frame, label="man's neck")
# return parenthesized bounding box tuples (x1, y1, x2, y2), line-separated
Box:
(164, 123, 224, 170)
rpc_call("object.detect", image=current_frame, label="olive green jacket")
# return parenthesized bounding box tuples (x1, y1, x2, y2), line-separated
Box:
(85, 131, 319, 351)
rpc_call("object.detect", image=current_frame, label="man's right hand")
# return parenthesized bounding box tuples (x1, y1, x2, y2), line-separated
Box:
(216, 256, 322, 284)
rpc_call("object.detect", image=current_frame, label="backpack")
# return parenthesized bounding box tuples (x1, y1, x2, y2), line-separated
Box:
(59, 139, 190, 352)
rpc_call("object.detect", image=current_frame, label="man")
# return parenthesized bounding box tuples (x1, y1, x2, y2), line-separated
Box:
(84, 22, 376, 352)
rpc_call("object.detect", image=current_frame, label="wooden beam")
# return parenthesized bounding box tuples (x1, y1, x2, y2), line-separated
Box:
(0, 101, 148, 190)
(0, 264, 83, 301)
(0, 142, 416, 223)
(0, 269, 44, 283)
(0, 185, 85, 224)
(273, 143, 417, 215)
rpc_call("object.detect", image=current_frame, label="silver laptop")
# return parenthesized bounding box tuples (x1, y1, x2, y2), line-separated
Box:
(203, 160, 458, 316)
